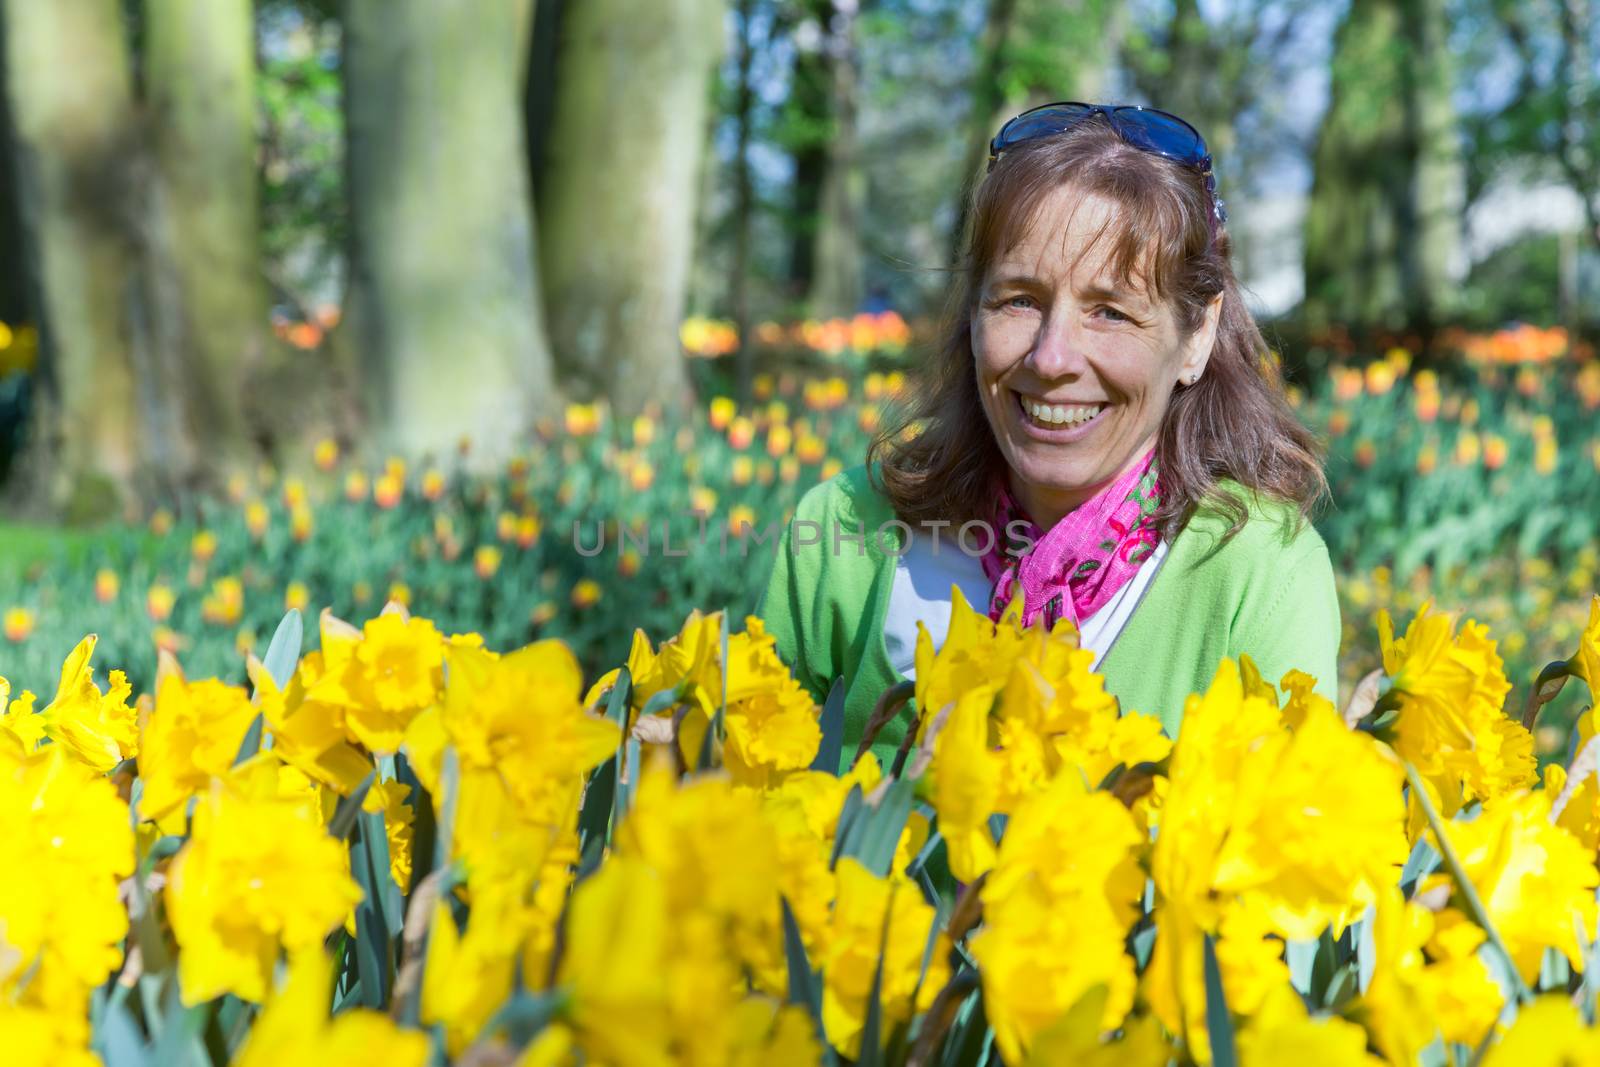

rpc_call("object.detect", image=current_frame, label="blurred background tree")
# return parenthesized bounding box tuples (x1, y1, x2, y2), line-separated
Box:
(0, 0, 1596, 517)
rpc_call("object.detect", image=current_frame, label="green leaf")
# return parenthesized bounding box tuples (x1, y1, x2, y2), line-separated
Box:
(1286, 938, 1316, 997)
(432, 748, 462, 872)
(482, 989, 568, 1045)
(362, 809, 403, 938)
(261, 608, 303, 689)
(852, 778, 915, 878)
(1399, 835, 1441, 898)
(1309, 927, 1338, 1005)
(94, 996, 151, 1067)
(231, 714, 265, 767)
(811, 676, 846, 774)
(1128, 915, 1159, 975)
(1203, 932, 1239, 1067)
(604, 666, 633, 726)
(150, 977, 207, 1067)
(578, 756, 618, 855)
(716, 609, 730, 745)
(828, 784, 866, 871)
(328, 772, 376, 840)
(940, 986, 991, 1067)
(640, 688, 681, 718)
(616, 737, 642, 821)
(350, 818, 391, 1008)
(696, 710, 720, 772)
(781, 896, 825, 1038)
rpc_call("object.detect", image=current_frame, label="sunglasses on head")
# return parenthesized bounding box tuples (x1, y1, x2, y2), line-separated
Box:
(987, 101, 1228, 238)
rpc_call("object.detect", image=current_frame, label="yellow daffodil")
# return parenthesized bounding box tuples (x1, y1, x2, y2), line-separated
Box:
(821, 858, 949, 1059)
(307, 611, 446, 754)
(165, 776, 363, 1004)
(1357, 886, 1503, 1063)
(422, 876, 537, 1054)
(1146, 660, 1407, 1059)
(442, 640, 619, 835)
(721, 617, 822, 789)
(1570, 594, 1600, 709)
(930, 686, 1001, 882)
(973, 775, 1144, 1063)
(1019, 986, 1171, 1066)
(361, 777, 415, 890)
(1423, 788, 1599, 981)
(138, 663, 259, 834)
(1209, 701, 1407, 939)
(0, 678, 45, 752)
(0, 1004, 101, 1067)
(1378, 602, 1536, 816)
(234, 948, 429, 1067)
(557, 854, 673, 1066)
(1238, 986, 1385, 1067)
(32, 635, 139, 772)
(0, 744, 132, 1022)
(1480, 994, 1600, 1066)
(248, 654, 373, 796)
(616, 757, 779, 928)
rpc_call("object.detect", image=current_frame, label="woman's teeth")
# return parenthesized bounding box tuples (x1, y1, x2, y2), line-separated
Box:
(1021, 396, 1105, 426)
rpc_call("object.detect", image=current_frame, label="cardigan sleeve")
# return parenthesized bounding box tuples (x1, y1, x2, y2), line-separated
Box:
(1229, 534, 1343, 710)
(755, 478, 837, 709)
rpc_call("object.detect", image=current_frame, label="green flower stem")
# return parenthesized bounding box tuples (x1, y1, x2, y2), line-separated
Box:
(1403, 761, 1533, 1004)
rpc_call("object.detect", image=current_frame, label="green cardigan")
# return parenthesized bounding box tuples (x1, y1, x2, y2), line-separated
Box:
(755, 462, 1341, 768)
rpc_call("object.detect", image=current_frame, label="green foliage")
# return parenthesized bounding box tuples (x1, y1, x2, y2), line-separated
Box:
(256, 7, 345, 305)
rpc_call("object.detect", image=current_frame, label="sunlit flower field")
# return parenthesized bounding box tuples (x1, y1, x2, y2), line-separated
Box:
(3, 316, 1600, 1064)
(4, 572, 1600, 1063)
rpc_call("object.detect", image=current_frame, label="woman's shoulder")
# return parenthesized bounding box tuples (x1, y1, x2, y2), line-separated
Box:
(793, 461, 898, 531)
(1178, 476, 1330, 567)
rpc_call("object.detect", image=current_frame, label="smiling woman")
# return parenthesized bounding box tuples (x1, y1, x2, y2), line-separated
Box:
(756, 104, 1341, 770)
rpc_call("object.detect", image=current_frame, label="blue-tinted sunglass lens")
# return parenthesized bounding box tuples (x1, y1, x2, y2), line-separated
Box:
(1111, 109, 1204, 163)
(996, 105, 1096, 152)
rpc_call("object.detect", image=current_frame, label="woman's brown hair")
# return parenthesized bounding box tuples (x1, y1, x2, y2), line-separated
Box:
(867, 116, 1329, 544)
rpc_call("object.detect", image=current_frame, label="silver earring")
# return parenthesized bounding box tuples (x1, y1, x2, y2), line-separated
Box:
(1189, 373, 1198, 384)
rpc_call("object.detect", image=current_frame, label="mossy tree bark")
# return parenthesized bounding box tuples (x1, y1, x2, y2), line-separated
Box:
(807, 1, 865, 320)
(1304, 0, 1463, 339)
(538, 0, 726, 418)
(1, 0, 196, 518)
(345, 0, 558, 466)
(144, 0, 267, 466)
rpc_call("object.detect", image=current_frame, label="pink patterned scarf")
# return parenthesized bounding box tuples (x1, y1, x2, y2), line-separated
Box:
(980, 447, 1164, 630)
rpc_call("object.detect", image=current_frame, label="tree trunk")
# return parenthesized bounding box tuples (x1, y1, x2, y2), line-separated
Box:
(731, 0, 756, 402)
(949, 0, 1019, 266)
(948, 0, 1125, 268)
(344, 0, 558, 465)
(144, 0, 266, 464)
(538, 0, 726, 417)
(784, 0, 832, 303)
(807, 0, 864, 319)
(0, 19, 29, 328)
(1305, 0, 1463, 339)
(1401, 0, 1465, 337)
(2, 0, 147, 518)
(525, 0, 566, 207)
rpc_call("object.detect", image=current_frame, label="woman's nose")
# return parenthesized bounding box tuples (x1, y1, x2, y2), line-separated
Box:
(1025, 312, 1090, 379)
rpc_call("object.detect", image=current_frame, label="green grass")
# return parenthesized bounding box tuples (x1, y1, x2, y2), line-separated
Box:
(0, 521, 154, 581)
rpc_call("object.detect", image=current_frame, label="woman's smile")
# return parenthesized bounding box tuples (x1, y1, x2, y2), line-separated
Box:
(1013, 390, 1111, 441)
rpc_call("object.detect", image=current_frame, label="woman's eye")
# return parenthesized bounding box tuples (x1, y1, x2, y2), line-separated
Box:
(1096, 305, 1131, 323)
(1003, 295, 1036, 311)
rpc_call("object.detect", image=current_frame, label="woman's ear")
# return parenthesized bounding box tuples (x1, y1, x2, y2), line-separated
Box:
(1179, 291, 1225, 382)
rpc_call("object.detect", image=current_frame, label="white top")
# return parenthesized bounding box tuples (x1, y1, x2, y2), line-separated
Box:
(881, 533, 1171, 680)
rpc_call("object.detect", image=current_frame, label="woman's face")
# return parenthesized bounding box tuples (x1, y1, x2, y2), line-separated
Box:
(971, 184, 1223, 528)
